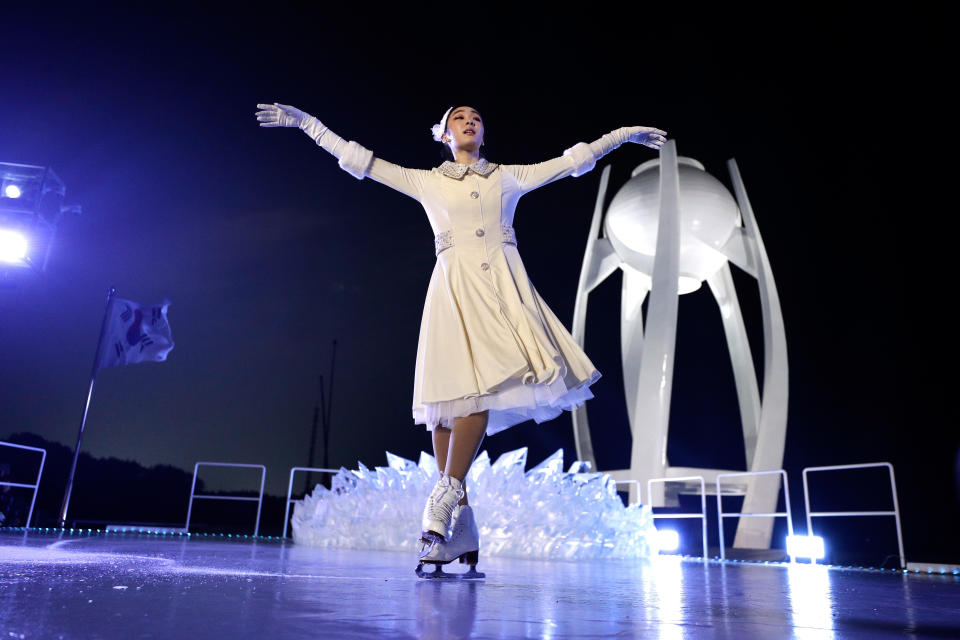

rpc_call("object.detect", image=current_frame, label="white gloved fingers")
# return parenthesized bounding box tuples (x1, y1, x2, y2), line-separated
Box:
(255, 103, 281, 126)
(255, 102, 307, 128)
(626, 126, 669, 146)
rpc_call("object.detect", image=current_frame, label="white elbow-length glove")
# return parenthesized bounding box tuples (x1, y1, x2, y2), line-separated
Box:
(255, 102, 374, 180)
(564, 125, 668, 177)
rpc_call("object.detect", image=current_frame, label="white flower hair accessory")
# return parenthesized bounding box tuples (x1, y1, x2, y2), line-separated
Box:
(430, 106, 454, 142)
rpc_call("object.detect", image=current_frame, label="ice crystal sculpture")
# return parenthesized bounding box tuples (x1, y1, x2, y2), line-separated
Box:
(291, 448, 659, 560)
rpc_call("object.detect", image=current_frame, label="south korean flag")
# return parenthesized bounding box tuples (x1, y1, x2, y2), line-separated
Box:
(99, 297, 175, 369)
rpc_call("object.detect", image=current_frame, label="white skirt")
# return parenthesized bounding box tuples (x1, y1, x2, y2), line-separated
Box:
(412, 244, 601, 436)
(413, 366, 601, 436)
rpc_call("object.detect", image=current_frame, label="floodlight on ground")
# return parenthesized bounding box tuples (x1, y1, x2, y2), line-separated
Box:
(786, 535, 825, 560)
(656, 528, 680, 553)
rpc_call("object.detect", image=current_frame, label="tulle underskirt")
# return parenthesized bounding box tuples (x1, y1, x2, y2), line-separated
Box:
(413, 367, 601, 436)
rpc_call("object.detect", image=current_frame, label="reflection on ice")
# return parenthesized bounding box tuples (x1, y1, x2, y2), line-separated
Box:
(292, 447, 659, 560)
(415, 580, 478, 640)
(787, 564, 835, 639)
(641, 555, 686, 640)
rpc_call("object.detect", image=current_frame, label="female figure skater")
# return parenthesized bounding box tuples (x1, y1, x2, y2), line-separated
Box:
(256, 102, 666, 578)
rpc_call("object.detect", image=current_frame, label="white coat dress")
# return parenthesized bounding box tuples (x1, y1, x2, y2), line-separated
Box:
(300, 117, 622, 436)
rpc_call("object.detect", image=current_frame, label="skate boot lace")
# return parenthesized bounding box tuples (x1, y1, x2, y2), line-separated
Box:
(426, 476, 463, 527)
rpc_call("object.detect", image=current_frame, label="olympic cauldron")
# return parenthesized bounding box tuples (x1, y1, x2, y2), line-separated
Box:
(571, 141, 789, 551)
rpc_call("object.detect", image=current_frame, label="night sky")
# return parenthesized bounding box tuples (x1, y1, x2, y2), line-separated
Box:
(1, 7, 952, 556)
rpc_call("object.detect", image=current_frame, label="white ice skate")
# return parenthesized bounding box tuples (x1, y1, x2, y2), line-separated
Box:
(416, 504, 485, 580)
(420, 474, 464, 543)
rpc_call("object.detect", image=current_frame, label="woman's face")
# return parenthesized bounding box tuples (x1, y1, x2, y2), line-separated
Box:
(443, 106, 484, 152)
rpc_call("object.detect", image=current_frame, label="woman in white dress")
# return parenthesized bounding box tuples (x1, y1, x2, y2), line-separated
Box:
(256, 102, 665, 576)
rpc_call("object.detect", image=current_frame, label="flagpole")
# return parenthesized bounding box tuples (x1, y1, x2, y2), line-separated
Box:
(304, 374, 322, 494)
(322, 339, 337, 471)
(59, 286, 117, 527)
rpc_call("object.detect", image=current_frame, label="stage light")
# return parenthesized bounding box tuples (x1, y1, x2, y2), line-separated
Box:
(656, 528, 680, 552)
(0, 162, 80, 281)
(0, 229, 28, 263)
(786, 535, 825, 560)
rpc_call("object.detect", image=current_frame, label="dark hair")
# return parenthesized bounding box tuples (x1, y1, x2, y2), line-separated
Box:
(439, 105, 486, 161)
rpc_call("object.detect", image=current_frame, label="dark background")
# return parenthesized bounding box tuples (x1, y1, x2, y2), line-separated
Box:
(1, 5, 951, 561)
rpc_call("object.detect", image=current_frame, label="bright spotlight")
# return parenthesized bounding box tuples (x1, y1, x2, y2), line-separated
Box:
(0, 162, 79, 278)
(786, 535, 825, 560)
(0, 229, 28, 263)
(656, 528, 680, 552)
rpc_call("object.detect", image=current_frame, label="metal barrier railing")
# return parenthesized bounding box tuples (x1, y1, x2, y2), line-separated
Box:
(648, 475, 707, 558)
(614, 479, 641, 506)
(716, 470, 795, 561)
(283, 466, 339, 538)
(0, 441, 47, 528)
(802, 462, 905, 568)
(185, 462, 266, 537)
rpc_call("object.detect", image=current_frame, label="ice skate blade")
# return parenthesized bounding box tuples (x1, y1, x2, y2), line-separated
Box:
(419, 529, 446, 544)
(415, 562, 485, 580)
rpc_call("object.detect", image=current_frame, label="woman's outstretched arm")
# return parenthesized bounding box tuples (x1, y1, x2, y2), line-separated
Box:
(256, 103, 425, 201)
(502, 126, 667, 194)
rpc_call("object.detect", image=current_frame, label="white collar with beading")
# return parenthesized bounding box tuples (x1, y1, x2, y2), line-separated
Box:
(437, 157, 498, 179)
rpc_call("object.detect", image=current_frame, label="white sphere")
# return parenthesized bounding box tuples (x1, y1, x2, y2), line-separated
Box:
(604, 157, 740, 294)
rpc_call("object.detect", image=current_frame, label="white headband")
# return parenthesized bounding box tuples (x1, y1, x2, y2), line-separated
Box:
(430, 106, 453, 142)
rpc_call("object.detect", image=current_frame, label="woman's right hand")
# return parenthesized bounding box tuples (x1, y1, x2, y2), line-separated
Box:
(256, 103, 309, 128)
(626, 126, 668, 150)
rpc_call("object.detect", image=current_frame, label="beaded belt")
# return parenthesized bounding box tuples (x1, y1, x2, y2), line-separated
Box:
(434, 223, 517, 256)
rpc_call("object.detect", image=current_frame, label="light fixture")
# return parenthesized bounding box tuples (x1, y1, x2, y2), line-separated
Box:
(0, 162, 80, 279)
(656, 528, 680, 553)
(0, 229, 28, 263)
(786, 535, 825, 561)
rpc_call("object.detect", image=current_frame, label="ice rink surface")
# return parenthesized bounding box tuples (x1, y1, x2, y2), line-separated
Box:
(1, 530, 958, 639)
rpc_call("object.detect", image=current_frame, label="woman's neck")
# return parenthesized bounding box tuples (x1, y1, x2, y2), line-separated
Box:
(452, 148, 481, 165)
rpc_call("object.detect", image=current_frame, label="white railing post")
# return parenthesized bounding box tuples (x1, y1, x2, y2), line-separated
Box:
(716, 470, 795, 562)
(283, 467, 339, 538)
(614, 480, 642, 506)
(184, 462, 266, 536)
(802, 462, 905, 568)
(0, 441, 47, 529)
(647, 475, 707, 559)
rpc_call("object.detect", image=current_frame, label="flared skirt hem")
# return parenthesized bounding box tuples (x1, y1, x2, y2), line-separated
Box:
(412, 368, 601, 436)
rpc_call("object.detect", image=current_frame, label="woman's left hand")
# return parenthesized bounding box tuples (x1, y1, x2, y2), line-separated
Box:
(627, 126, 668, 150)
(256, 103, 309, 128)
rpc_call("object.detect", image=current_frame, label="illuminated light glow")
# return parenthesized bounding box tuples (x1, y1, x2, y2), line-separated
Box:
(656, 528, 680, 552)
(4, 184, 22, 198)
(786, 563, 834, 638)
(786, 535, 825, 560)
(0, 229, 28, 263)
(644, 554, 685, 640)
